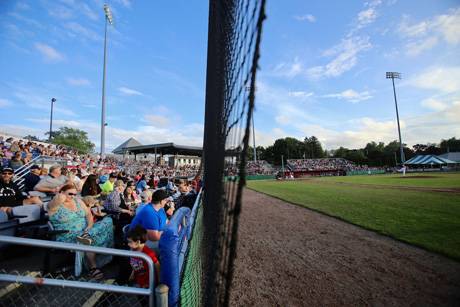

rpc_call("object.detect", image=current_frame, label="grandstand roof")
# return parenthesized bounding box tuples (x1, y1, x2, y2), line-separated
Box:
(112, 138, 143, 154)
(405, 155, 457, 165)
(119, 142, 203, 156)
(438, 152, 460, 162)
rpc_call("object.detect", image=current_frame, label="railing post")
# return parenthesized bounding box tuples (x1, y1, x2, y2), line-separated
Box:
(155, 284, 169, 307)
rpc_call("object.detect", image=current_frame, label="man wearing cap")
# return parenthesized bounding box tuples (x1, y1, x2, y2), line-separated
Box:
(0, 167, 42, 214)
(129, 189, 169, 245)
(24, 165, 41, 193)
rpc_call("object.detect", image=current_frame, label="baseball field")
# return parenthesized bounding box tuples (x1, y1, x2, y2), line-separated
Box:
(247, 172, 460, 260)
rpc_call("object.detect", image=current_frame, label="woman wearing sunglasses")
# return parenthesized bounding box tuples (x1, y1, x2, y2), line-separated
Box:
(48, 184, 114, 280)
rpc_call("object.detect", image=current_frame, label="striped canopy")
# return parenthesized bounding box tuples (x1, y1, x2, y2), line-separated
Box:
(405, 155, 457, 165)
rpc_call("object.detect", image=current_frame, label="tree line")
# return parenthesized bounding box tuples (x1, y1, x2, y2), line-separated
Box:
(248, 136, 460, 167)
(24, 127, 95, 154)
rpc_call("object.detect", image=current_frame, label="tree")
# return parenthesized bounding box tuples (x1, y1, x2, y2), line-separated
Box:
(304, 136, 325, 158)
(23, 135, 41, 142)
(440, 137, 460, 152)
(46, 127, 95, 154)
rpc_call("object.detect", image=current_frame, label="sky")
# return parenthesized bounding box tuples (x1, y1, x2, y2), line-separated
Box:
(0, 0, 459, 152)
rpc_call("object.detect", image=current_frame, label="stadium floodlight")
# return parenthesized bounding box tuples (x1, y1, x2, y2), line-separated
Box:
(49, 98, 56, 141)
(386, 71, 405, 164)
(104, 4, 113, 24)
(100, 4, 113, 157)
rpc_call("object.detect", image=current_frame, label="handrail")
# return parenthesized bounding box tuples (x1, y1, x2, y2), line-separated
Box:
(14, 155, 43, 176)
(0, 235, 155, 307)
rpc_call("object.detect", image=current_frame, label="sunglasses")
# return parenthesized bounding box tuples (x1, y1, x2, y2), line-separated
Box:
(1, 172, 13, 175)
(67, 193, 77, 196)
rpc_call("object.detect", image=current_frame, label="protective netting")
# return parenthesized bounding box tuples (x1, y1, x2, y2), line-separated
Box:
(196, 0, 266, 306)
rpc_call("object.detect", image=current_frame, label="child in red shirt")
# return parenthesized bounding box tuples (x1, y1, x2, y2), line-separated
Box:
(127, 226, 160, 288)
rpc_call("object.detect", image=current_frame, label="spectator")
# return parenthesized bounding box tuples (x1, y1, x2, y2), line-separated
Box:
(101, 173, 117, 194)
(129, 189, 169, 250)
(136, 190, 152, 214)
(47, 184, 113, 279)
(0, 167, 42, 215)
(34, 165, 69, 194)
(23, 165, 41, 193)
(104, 180, 134, 217)
(135, 174, 149, 194)
(127, 225, 160, 288)
(81, 174, 101, 197)
(175, 179, 197, 210)
(9, 152, 24, 171)
(40, 167, 48, 178)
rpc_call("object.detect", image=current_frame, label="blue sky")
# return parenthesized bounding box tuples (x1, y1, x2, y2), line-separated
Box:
(0, 0, 459, 151)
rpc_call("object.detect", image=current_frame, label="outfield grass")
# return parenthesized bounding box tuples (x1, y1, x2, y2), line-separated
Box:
(317, 172, 460, 188)
(247, 177, 460, 260)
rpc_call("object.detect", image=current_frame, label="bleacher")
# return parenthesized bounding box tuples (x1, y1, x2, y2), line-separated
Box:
(0, 135, 203, 306)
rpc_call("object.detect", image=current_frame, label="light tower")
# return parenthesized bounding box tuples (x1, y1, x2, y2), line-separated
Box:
(386, 72, 405, 164)
(100, 4, 113, 157)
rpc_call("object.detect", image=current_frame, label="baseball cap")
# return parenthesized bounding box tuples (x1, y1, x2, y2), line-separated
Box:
(1, 167, 14, 173)
(30, 164, 40, 170)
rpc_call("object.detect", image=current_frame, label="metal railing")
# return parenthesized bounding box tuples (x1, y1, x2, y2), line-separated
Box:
(13, 155, 44, 190)
(0, 235, 156, 307)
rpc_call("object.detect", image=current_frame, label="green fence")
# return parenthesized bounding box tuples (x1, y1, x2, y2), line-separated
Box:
(179, 199, 203, 307)
(346, 170, 386, 176)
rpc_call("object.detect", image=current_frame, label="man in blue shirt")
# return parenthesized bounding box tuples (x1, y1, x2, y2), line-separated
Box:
(130, 189, 169, 243)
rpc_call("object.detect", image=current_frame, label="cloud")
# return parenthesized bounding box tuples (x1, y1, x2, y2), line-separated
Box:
(409, 66, 460, 93)
(399, 8, 460, 56)
(80, 3, 99, 21)
(47, 5, 74, 19)
(307, 36, 372, 79)
(143, 114, 170, 128)
(115, 0, 132, 8)
(322, 89, 372, 103)
(16, 2, 30, 10)
(34, 43, 65, 62)
(65, 22, 102, 41)
(288, 91, 314, 99)
(421, 98, 448, 111)
(67, 78, 90, 86)
(118, 87, 143, 96)
(405, 36, 438, 56)
(294, 14, 316, 23)
(0, 99, 12, 108)
(357, 8, 377, 28)
(13, 90, 76, 116)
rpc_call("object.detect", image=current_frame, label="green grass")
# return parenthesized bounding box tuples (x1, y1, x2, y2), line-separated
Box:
(316, 172, 460, 188)
(247, 177, 460, 261)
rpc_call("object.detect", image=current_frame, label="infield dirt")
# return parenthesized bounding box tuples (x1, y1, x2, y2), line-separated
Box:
(230, 188, 460, 306)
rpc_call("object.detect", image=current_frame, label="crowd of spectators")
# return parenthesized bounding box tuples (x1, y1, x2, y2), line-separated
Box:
(287, 158, 357, 171)
(0, 135, 201, 285)
(246, 160, 276, 175)
(287, 158, 384, 173)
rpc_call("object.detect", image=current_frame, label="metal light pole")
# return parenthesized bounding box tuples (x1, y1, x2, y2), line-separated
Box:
(49, 98, 56, 141)
(252, 115, 257, 162)
(386, 72, 405, 164)
(100, 4, 113, 158)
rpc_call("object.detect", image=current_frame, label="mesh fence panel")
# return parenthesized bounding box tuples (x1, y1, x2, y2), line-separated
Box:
(0, 270, 148, 307)
(198, 0, 266, 306)
(179, 201, 204, 307)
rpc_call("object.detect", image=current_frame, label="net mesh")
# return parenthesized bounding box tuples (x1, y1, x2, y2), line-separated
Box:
(181, 0, 267, 306)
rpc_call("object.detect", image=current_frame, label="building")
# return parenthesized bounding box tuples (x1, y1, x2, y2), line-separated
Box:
(169, 155, 201, 167)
